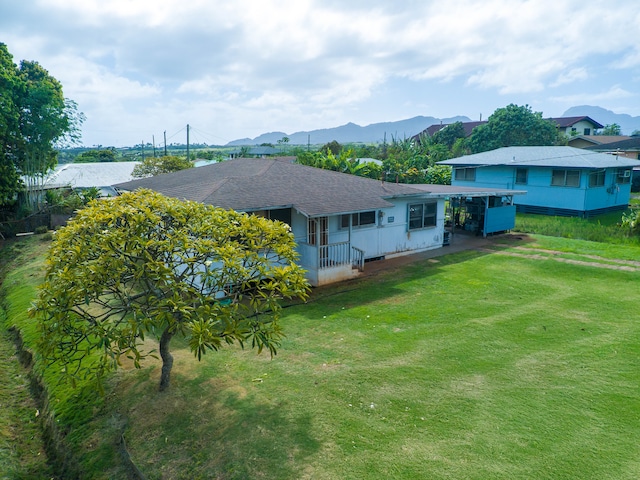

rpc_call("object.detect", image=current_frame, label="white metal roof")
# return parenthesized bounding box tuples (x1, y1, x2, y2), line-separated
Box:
(43, 162, 140, 189)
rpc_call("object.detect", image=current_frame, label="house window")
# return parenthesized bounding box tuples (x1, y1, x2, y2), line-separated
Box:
(616, 169, 631, 184)
(515, 168, 528, 185)
(551, 169, 580, 187)
(341, 211, 376, 228)
(589, 170, 605, 187)
(408, 203, 437, 230)
(584, 128, 591, 135)
(454, 167, 476, 182)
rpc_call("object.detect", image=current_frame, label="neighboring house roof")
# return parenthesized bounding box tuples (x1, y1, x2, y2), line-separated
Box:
(414, 116, 605, 142)
(114, 157, 522, 218)
(438, 146, 640, 169)
(415, 121, 487, 140)
(568, 135, 630, 147)
(547, 116, 604, 129)
(43, 161, 140, 189)
(584, 137, 640, 152)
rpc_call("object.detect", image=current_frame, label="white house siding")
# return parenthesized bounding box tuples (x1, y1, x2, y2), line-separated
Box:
(562, 120, 598, 136)
(350, 199, 446, 260)
(290, 198, 446, 286)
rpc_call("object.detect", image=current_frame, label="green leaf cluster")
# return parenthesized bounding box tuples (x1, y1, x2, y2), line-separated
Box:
(131, 155, 194, 178)
(30, 190, 310, 390)
(0, 42, 84, 205)
(468, 104, 564, 153)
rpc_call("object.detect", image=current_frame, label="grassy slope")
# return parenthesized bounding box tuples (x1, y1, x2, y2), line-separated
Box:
(3, 234, 640, 479)
(0, 238, 53, 479)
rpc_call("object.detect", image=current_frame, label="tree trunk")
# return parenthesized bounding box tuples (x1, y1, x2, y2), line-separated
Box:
(159, 327, 175, 392)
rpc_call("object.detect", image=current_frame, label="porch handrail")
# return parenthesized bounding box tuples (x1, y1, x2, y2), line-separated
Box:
(352, 246, 365, 272)
(298, 241, 363, 271)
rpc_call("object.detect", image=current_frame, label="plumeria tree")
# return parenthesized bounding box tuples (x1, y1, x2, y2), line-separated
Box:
(31, 190, 309, 391)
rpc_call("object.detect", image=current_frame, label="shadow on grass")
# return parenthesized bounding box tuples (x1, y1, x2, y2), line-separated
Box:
(296, 246, 501, 319)
(123, 367, 321, 480)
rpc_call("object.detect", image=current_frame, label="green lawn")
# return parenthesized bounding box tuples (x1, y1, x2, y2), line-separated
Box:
(118, 235, 640, 479)
(3, 234, 640, 479)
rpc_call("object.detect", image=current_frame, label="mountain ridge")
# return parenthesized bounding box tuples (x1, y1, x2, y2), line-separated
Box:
(226, 115, 471, 146)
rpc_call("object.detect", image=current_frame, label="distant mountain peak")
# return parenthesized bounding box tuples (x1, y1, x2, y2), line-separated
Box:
(225, 107, 640, 146)
(226, 115, 471, 146)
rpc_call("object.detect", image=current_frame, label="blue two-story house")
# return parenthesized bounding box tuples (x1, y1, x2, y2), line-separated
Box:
(439, 146, 640, 217)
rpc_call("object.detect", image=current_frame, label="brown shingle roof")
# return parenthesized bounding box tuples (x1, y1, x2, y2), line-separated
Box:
(114, 157, 431, 217)
(414, 121, 487, 140)
(547, 116, 604, 129)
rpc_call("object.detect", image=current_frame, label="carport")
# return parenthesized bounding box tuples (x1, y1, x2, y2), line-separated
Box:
(409, 184, 527, 239)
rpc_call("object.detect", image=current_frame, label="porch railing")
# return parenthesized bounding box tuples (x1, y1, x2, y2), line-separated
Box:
(298, 241, 366, 272)
(319, 241, 351, 269)
(351, 246, 365, 272)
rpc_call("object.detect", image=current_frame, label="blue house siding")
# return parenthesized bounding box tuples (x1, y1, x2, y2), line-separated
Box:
(441, 146, 640, 218)
(453, 166, 631, 216)
(485, 205, 517, 232)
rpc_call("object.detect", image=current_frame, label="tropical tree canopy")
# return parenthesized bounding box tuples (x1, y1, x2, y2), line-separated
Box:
(31, 190, 310, 391)
(0, 42, 83, 205)
(600, 124, 622, 136)
(132, 155, 194, 178)
(74, 148, 117, 163)
(468, 104, 563, 153)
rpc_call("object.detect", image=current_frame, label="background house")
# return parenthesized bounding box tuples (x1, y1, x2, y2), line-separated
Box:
(584, 136, 640, 160)
(115, 158, 521, 286)
(439, 146, 640, 217)
(412, 116, 605, 142)
(567, 135, 630, 149)
(413, 121, 487, 141)
(549, 116, 604, 136)
(42, 161, 140, 196)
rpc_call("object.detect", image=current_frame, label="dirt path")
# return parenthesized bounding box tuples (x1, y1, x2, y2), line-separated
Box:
(480, 244, 640, 272)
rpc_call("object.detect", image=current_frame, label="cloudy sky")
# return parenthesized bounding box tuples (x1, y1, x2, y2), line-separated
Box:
(3, 0, 639, 147)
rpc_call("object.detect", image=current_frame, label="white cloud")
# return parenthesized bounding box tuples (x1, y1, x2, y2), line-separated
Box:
(550, 85, 635, 105)
(5, 0, 640, 145)
(551, 68, 589, 88)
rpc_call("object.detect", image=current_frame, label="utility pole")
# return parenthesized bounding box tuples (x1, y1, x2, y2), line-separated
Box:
(152, 135, 156, 157)
(164, 130, 167, 156)
(186, 124, 190, 161)
(141, 140, 145, 160)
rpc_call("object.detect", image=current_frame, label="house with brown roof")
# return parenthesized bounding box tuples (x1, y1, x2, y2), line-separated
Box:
(114, 157, 522, 286)
(584, 136, 640, 160)
(413, 116, 605, 143)
(415, 121, 487, 140)
(567, 135, 630, 149)
(548, 116, 604, 136)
